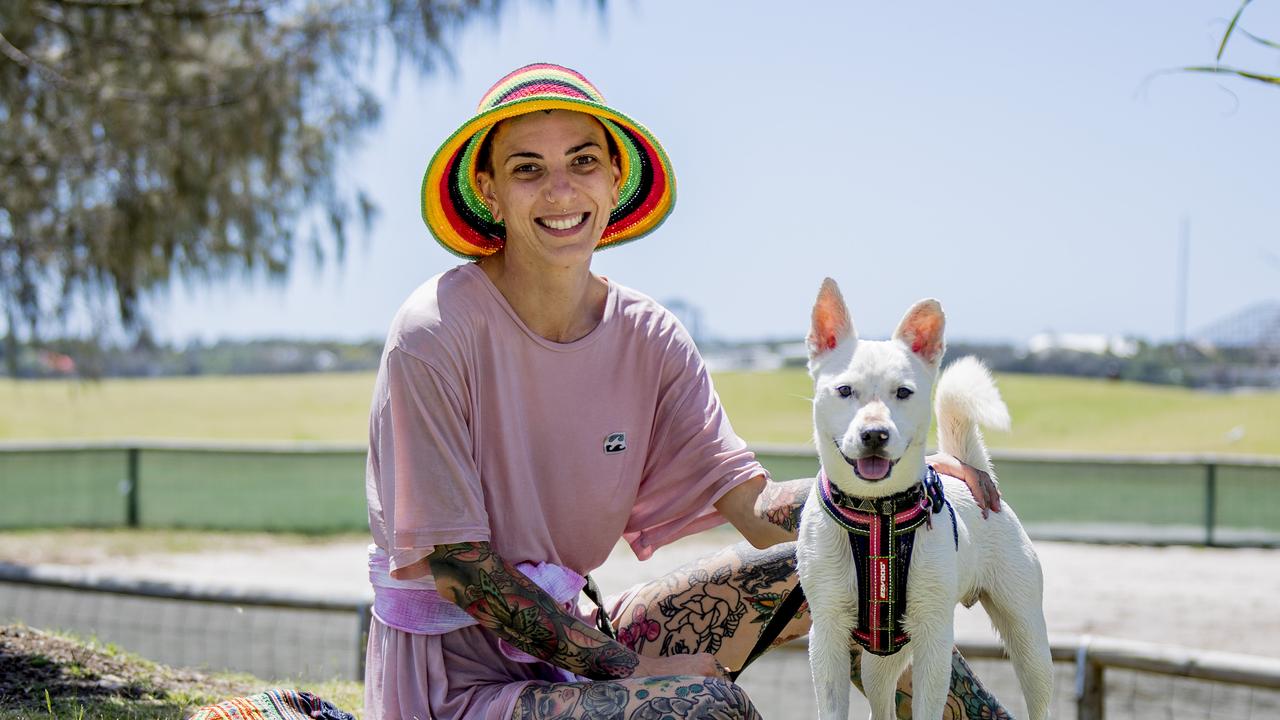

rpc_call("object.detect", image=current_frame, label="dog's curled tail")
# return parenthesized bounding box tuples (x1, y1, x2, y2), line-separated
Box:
(934, 356, 1010, 478)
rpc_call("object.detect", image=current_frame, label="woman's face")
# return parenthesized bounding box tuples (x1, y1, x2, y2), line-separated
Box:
(476, 110, 622, 270)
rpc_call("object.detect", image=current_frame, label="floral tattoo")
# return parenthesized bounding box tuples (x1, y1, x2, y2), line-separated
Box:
(428, 541, 639, 680)
(754, 478, 813, 533)
(513, 677, 760, 720)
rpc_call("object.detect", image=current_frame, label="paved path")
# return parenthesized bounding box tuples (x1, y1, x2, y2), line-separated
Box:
(26, 528, 1280, 659)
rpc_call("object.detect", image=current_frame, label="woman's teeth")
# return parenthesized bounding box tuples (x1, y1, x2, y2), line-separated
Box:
(539, 214, 586, 231)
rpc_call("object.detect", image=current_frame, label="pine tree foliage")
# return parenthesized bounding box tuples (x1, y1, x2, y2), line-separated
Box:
(0, 0, 503, 364)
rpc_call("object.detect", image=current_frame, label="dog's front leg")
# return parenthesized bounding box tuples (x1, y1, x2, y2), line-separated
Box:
(861, 650, 912, 720)
(808, 609, 854, 720)
(907, 623, 955, 720)
(799, 497, 858, 720)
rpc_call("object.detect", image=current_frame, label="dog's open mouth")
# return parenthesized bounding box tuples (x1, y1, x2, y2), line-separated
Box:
(835, 441, 897, 481)
(840, 453, 896, 481)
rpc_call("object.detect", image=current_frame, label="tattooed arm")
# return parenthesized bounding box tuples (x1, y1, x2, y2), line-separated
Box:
(428, 541, 637, 679)
(714, 475, 814, 547)
(427, 541, 723, 680)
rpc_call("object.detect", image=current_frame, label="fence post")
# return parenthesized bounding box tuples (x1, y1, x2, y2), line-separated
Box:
(355, 603, 371, 681)
(1204, 462, 1217, 547)
(126, 447, 140, 529)
(1076, 637, 1104, 720)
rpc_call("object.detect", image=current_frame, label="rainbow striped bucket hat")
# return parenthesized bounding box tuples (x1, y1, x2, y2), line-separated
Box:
(422, 63, 676, 258)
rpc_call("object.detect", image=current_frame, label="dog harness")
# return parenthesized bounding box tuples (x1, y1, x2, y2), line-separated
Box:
(818, 467, 957, 655)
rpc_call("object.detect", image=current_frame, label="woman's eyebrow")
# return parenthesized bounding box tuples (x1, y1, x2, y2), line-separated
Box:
(504, 151, 542, 163)
(566, 141, 601, 155)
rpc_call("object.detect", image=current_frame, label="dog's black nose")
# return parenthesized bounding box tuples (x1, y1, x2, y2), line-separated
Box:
(861, 427, 890, 449)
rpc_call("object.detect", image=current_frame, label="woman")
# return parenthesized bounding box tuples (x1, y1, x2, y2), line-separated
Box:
(365, 63, 1009, 720)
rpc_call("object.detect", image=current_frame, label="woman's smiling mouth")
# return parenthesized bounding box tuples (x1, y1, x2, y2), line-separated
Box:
(536, 213, 589, 232)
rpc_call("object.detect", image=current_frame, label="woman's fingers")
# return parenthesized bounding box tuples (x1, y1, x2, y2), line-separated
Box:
(972, 467, 1002, 518)
(926, 453, 1002, 518)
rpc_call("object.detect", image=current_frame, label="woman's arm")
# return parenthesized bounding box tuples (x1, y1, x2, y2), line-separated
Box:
(427, 541, 723, 679)
(714, 475, 808, 547)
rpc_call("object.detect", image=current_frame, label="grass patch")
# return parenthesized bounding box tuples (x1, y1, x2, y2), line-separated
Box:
(2, 370, 1278, 455)
(715, 369, 1280, 455)
(0, 624, 363, 719)
(0, 373, 375, 444)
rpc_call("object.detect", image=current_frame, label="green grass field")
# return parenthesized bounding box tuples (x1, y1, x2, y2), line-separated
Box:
(714, 369, 1280, 456)
(4, 369, 1274, 455)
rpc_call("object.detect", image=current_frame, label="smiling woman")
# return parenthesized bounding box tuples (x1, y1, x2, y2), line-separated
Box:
(362, 63, 1007, 720)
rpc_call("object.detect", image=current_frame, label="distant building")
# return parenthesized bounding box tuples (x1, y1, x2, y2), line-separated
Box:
(701, 341, 808, 372)
(1194, 301, 1280, 358)
(1026, 332, 1138, 358)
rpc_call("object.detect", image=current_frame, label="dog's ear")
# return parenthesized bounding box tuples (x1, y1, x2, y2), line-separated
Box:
(808, 278, 855, 357)
(894, 299, 946, 366)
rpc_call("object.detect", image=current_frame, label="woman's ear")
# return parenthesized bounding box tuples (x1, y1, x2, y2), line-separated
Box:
(610, 156, 622, 209)
(476, 171, 501, 223)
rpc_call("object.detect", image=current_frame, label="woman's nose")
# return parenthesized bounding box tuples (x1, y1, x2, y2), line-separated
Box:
(543, 170, 576, 206)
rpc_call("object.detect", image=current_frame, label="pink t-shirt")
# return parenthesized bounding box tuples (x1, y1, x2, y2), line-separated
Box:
(366, 263, 765, 583)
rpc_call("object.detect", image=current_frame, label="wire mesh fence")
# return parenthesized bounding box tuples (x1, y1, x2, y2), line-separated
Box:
(0, 565, 366, 682)
(2, 441, 1278, 546)
(4, 564, 1279, 719)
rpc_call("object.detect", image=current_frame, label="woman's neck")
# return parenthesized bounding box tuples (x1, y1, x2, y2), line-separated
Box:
(477, 251, 607, 343)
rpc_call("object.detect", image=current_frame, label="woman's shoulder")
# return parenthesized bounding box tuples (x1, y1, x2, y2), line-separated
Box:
(611, 280, 696, 347)
(606, 281, 705, 378)
(386, 264, 489, 363)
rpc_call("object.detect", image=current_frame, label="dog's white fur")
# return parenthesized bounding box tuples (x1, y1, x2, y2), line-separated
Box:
(796, 278, 1053, 720)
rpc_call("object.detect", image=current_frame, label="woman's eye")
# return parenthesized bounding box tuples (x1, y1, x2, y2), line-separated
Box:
(896, 387, 914, 400)
(836, 385, 854, 398)
(512, 163, 540, 175)
(571, 155, 598, 167)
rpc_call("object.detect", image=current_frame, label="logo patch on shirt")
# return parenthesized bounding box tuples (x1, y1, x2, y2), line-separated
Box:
(603, 432, 627, 454)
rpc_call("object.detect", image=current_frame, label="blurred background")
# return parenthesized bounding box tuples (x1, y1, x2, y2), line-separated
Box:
(1, 1, 1279, 718)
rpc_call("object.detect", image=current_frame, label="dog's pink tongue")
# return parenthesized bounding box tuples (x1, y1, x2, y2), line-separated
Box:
(856, 457, 892, 480)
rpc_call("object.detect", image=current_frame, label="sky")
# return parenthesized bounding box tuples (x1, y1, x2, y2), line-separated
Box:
(146, 0, 1280, 346)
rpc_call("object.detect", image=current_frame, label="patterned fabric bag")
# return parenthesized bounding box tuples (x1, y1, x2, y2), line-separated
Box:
(188, 689, 355, 720)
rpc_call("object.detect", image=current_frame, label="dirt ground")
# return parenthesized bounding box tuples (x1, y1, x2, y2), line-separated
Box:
(6, 528, 1278, 661)
(0, 624, 253, 713)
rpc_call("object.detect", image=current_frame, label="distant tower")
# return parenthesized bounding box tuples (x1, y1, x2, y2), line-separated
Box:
(1176, 216, 1190, 356)
(663, 298, 704, 345)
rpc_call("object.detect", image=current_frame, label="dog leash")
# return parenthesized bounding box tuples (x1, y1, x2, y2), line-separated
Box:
(728, 582, 807, 682)
(582, 573, 617, 640)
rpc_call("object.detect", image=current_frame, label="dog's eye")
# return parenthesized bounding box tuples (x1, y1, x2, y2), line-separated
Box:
(895, 387, 914, 400)
(836, 385, 855, 399)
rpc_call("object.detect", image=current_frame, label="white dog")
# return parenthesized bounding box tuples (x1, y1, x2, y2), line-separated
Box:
(796, 278, 1053, 720)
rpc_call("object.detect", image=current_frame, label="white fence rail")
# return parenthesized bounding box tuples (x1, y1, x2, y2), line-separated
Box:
(3, 565, 1279, 719)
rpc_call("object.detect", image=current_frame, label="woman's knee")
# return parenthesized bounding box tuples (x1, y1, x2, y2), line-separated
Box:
(626, 677, 759, 720)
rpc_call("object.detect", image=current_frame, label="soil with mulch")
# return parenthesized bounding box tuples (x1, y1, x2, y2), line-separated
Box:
(0, 624, 253, 712)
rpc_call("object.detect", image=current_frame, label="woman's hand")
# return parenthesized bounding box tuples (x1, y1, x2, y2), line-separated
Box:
(926, 453, 1002, 518)
(632, 652, 730, 681)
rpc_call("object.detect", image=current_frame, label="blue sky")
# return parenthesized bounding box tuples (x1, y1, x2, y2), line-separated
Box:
(148, 0, 1280, 345)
